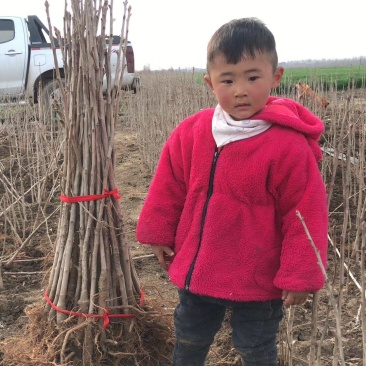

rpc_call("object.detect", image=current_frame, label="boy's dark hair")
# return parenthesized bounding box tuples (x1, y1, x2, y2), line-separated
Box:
(207, 18, 278, 71)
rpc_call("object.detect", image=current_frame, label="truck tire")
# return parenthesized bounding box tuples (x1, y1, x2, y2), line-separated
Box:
(131, 77, 140, 94)
(40, 79, 65, 122)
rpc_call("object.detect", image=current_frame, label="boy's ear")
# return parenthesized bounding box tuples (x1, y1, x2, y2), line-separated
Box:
(272, 67, 284, 88)
(204, 74, 214, 91)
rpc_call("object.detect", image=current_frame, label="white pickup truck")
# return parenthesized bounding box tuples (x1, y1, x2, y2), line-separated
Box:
(0, 15, 139, 106)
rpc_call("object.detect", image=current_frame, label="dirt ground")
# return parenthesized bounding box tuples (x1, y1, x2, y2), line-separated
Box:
(0, 115, 364, 365)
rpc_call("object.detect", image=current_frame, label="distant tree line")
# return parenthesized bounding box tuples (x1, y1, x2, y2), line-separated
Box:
(140, 56, 366, 72)
(280, 56, 366, 69)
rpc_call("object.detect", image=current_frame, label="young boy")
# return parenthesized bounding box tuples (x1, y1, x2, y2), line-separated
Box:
(136, 18, 328, 366)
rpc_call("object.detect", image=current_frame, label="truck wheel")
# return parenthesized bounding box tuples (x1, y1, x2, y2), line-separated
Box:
(131, 77, 140, 94)
(40, 79, 65, 122)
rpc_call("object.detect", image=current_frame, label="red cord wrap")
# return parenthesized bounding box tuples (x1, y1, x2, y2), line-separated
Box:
(60, 188, 121, 203)
(44, 288, 145, 329)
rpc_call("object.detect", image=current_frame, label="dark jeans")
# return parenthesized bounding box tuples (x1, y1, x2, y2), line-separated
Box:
(173, 290, 283, 366)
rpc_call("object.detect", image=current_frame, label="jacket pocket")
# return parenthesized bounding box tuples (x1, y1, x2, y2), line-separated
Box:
(253, 247, 282, 295)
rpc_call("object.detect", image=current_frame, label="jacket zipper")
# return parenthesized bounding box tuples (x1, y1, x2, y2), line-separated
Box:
(185, 146, 221, 290)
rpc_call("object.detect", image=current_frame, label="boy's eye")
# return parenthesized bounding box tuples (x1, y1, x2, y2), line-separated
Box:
(248, 76, 259, 81)
(222, 80, 233, 84)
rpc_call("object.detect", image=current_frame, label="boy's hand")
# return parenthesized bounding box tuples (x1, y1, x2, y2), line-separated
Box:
(282, 290, 310, 307)
(150, 245, 175, 271)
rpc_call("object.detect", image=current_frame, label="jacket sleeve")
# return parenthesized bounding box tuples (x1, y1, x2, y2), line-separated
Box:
(136, 130, 188, 247)
(271, 135, 328, 292)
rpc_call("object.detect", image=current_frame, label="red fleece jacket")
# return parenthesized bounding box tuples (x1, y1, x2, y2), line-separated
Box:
(136, 97, 328, 302)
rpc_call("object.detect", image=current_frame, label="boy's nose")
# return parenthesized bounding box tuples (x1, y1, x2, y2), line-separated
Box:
(234, 83, 247, 97)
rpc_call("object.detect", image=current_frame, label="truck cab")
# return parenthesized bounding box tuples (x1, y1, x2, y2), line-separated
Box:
(0, 15, 139, 105)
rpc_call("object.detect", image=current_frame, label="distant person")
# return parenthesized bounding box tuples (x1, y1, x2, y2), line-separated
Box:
(136, 17, 328, 366)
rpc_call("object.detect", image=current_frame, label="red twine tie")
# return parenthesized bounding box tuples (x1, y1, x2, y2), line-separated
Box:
(60, 188, 121, 203)
(44, 288, 145, 329)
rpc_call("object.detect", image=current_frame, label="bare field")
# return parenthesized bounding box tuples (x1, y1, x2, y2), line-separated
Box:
(1, 75, 366, 365)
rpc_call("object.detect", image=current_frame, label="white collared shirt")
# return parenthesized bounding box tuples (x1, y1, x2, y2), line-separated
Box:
(212, 104, 272, 148)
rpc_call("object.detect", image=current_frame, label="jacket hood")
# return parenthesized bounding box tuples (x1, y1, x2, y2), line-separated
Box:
(252, 97, 324, 161)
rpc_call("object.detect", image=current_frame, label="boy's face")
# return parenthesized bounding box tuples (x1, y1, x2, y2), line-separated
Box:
(204, 52, 284, 120)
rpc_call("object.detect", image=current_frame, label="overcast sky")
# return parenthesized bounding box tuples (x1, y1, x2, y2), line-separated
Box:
(3, 0, 365, 70)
